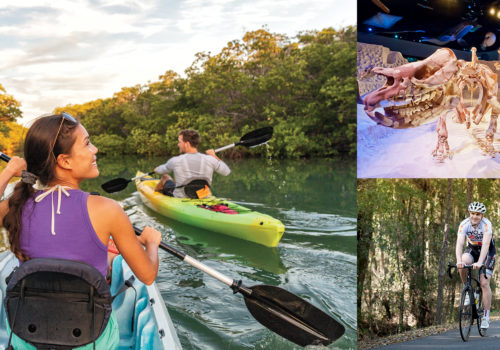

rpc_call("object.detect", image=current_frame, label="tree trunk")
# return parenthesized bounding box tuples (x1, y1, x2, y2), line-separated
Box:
(466, 179, 473, 210)
(357, 200, 374, 318)
(436, 179, 452, 324)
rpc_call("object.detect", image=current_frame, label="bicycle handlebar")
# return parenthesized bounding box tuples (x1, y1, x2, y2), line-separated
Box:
(447, 262, 487, 279)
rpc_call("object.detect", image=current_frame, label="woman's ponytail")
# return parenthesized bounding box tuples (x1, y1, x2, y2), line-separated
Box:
(3, 181, 35, 261)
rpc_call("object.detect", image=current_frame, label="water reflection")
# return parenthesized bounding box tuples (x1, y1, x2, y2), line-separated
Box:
(136, 200, 287, 276)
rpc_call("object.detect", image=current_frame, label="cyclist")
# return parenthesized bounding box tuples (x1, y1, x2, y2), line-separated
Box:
(456, 201, 495, 330)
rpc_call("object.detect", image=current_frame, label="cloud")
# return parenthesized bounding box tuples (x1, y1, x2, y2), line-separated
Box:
(0, 0, 355, 123)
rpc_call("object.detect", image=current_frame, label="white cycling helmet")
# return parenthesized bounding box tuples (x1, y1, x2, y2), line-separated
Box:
(468, 201, 486, 214)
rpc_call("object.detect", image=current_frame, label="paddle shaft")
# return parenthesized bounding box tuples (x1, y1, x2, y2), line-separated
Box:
(214, 143, 235, 153)
(133, 226, 243, 291)
(141, 141, 231, 174)
(0, 152, 11, 163)
(132, 172, 155, 181)
(214, 127, 272, 152)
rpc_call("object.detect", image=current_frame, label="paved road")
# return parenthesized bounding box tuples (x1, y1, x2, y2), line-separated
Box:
(372, 320, 500, 349)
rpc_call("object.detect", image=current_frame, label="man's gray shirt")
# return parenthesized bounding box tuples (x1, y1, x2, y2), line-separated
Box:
(156, 153, 230, 197)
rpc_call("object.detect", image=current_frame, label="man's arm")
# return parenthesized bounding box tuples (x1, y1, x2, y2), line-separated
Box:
(456, 233, 466, 267)
(206, 149, 230, 176)
(205, 149, 221, 161)
(476, 224, 493, 267)
(155, 158, 174, 175)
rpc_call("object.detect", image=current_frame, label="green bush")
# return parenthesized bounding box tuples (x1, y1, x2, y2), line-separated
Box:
(92, 134, 126, 155)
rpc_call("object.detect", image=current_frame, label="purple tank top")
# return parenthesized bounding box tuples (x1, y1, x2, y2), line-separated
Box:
(20, 189, 108, 277)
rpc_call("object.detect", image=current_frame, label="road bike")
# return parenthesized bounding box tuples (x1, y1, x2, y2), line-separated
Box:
(447, 263, 487, 341)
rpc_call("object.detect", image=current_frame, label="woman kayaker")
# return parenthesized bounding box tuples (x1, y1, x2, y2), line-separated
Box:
(0, 113, 162, 349)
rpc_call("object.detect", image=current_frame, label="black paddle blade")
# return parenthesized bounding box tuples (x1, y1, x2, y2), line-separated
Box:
(242, 284, 345, 347)
(237, 127, 273, 148)
(101, 178, 131, 193)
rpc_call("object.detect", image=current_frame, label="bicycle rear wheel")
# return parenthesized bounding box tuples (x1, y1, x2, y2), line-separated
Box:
(477, 289, 487, 337)
(459, 287, 474, 341)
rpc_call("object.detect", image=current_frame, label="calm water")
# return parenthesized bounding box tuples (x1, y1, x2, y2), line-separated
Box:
(3, 156, 357, 349)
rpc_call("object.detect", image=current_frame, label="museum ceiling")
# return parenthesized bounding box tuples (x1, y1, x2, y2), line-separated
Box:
(358, 0, 500, 55)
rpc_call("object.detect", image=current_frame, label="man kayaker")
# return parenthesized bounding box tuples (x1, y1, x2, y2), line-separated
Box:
(154, 129, 230, 198)
(0, 113, 162, 348)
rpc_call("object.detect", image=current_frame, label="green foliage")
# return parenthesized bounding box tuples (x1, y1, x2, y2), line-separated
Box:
(53, 26, 356, 159)
(0, 121, 26, 155)
(128, 128, 165, 156)
(0, 84, 22, 123)
(92, 134, 126, 155)
(0, 84, 24, 153)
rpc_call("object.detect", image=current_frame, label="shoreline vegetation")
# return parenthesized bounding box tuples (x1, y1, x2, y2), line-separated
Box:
(1, 26, 356, 160)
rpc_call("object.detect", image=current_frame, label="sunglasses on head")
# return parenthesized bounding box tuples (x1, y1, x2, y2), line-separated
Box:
(61, 112, 77, 123)
(50, 112, 78, 155)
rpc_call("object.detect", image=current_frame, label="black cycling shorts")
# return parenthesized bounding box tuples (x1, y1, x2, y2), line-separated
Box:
(464, 246, 495, 276)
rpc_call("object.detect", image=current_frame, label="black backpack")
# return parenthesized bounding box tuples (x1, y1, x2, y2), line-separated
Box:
(5, 258, 118, 350)
(164, 179, 211, 199)
(182, 179, 211, 199)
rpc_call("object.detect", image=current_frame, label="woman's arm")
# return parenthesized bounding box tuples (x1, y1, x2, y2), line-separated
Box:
(88, 196, 161, 285)
(0, 157, 26, 224)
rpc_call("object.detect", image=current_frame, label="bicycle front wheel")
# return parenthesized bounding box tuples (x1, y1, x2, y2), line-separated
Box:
(477, 289, 487, 337)
(459, 287, 474, 341)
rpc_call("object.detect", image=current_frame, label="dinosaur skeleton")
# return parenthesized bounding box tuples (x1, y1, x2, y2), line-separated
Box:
(362, 47, 499, 160)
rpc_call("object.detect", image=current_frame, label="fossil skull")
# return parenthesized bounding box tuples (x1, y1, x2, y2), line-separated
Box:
(363, 48, 459, 128)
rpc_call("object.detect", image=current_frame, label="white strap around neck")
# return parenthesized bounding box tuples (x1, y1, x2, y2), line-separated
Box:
(34, 185, 72, 236)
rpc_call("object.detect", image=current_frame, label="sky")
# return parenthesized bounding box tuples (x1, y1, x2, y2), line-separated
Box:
(0, 0, 355, 125)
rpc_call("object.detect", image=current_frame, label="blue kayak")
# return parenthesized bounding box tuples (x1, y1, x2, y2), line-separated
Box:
(0, 251, 182, 349)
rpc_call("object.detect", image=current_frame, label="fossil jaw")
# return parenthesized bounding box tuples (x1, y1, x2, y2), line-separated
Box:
(365, 86, 449, 128)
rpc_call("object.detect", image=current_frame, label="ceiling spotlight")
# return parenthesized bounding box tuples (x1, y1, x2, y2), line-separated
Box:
(497, 11, 500, 18)
(490, 7, 496, 15)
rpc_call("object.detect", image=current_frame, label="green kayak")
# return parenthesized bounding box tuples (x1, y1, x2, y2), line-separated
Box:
(135, 171, 285, 247)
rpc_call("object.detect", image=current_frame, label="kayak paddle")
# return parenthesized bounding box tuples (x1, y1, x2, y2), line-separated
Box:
(100, 172, 155, 194)
(101, 126, 274, 194)
(133, 226, 345, 347)
(214, 126, 273, 152)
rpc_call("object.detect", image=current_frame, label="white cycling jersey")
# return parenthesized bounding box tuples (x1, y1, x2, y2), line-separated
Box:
(458, 217, 495, 254)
